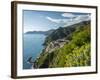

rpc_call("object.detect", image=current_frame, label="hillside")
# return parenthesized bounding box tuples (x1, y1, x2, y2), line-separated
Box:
(34, 21, 91, 68)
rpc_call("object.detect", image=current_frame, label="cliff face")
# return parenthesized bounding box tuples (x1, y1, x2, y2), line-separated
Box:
(34, 21, 91, 68)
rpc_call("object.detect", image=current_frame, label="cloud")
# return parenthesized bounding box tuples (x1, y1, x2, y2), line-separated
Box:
(62, 13, 75, 18)
(64, 14, 91, 27)
(46, 16, 68, 23)
(46, 17, 61, 23)
(46, 13, 91, 26)
(74, 14, 90, 22)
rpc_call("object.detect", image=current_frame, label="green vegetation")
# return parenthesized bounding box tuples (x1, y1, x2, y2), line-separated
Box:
(35, 21, 91, 68)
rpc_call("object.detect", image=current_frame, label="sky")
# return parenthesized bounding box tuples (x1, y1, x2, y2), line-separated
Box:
(23, 10, 91, 33)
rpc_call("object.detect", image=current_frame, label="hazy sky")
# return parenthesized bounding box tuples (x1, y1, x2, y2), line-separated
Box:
(23, 10, 91, 33)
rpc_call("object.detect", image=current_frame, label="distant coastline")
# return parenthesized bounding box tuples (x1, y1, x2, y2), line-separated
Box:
(25, 29, 54, 35)
(25, 31, 47, 34)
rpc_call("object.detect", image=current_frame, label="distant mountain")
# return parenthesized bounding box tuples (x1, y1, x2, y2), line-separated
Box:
(25, 31, 46, 34)
(25, 29, 54, 35)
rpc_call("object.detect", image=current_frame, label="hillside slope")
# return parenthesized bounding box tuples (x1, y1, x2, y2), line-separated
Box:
(34, 21, 91, 68)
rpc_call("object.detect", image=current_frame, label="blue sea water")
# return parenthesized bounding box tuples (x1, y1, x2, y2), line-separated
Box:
(23, 34, 46, 69)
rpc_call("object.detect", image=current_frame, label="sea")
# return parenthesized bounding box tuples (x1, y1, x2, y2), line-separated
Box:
(23, 34, 46, 69)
